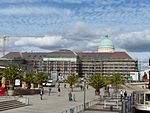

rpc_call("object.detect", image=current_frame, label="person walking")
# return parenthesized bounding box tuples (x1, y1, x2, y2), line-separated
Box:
(124, 91, 127, 99)
(120, 90, 123, 101)
(49, 87, 52, 96)
(68, 91, 72, 101)
(40, 88, 44, 100)
(80, 85, 83, 91)
(86, 84, 89, 89)
(58, 87, 61, 96)
(64, 83, 66, 88)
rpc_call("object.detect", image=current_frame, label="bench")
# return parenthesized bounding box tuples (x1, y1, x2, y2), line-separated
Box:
(104, 99, 119, 109)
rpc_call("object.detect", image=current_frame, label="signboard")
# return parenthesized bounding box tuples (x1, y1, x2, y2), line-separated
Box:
(130, 72, 139, 81)
(51, 71, 58, 82)
(15, 79, 21, 86)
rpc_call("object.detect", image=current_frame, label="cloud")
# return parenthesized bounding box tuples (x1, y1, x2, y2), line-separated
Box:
(12, 21, 120, 52)
(0, 7, 69, 15)
(115, 30, 150, 52)
(14, 36, 68, 49)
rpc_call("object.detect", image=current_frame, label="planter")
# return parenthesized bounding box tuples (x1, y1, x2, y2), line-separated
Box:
(95, 95, 100, 100)
(8, 89, 14, 96)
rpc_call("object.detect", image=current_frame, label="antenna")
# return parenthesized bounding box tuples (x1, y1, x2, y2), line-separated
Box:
(105, 35, 109, 38)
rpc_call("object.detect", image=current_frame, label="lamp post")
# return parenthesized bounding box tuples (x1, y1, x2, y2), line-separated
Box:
(83, 77, 86, 110)
(148, 59, 150, 90)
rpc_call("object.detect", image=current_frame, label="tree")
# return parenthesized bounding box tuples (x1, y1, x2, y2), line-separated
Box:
(110, 73, 124, 92)
(23, 72, 35, 89)
(34, 72, 48, 88)
(66, 74, 78, 91)
(3, 64, 22, 89)
(88, 74, 107, 95)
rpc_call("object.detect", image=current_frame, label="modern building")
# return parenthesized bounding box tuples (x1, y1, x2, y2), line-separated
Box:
(1, 37, 138, 80)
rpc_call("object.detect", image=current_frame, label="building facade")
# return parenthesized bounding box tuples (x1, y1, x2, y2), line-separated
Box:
(1, 37, 138, 80)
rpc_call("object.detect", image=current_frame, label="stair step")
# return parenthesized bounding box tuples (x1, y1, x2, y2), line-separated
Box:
(0, 100, 27, 111)
(0, 104, 26, 111)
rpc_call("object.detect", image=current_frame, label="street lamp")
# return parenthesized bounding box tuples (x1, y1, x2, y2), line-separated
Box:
(148, 59, 150, 90)
(83, 77, 86, 110)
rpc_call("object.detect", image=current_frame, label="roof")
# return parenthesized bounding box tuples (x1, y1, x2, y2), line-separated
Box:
(76, 52, 132, 60)
(2, 51, 133, 60)
(2, 52, 49, 60)
(47, 50, 77, 58)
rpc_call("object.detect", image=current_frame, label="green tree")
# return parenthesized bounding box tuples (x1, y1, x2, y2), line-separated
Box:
(110, 73, 124, 92)
(3, 64, 22, 89)
(23, 72, 35, 89)
(66, 74, 78, 91)
(88, 74, 108, 95)
(34, 72, 48, 88)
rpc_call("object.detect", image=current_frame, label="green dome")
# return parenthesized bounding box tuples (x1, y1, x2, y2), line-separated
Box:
(99, 38, 114, 49)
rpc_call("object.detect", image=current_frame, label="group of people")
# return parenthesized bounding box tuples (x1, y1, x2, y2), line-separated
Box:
(40, 83, 61, 100)
(120, 90, 128, 100)
(39, 83, 77, 101)
(80, 84, 88, 91)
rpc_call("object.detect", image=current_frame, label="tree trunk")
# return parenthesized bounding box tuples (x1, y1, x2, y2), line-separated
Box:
(95, 89, 100, 95)
(31, 83, 34, 89)
(38, 83, 42, 89)
(8, 82, 14, 96)
(95, 89, 100, 99)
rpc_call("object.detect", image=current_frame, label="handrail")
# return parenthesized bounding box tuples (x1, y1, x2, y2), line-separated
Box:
(61, 99, 99, 113)
(0, 95, 29, 105)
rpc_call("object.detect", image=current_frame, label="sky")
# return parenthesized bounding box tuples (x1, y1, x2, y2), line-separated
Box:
(0, 0, 150, 70)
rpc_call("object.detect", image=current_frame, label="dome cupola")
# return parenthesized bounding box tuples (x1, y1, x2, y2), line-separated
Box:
(98, 35, 115, 52)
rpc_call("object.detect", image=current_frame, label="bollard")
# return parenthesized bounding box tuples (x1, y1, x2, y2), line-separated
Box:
(122, 100, 126, 113)
(70, 108, 74, 113)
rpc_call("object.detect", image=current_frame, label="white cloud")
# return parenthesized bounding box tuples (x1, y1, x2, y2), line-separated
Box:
(114, 30, 150, 52)
(14, 36, 67, 47)
(0, 6, 71, 16)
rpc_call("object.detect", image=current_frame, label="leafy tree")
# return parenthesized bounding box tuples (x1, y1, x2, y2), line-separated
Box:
(110, 73, 124, 92)
(66, 74, 78, 91)
(3, 64, 22, 89)
(34, 72, 48, 88)
(88, 74, 108, 95)
(23, 72, 35, 89)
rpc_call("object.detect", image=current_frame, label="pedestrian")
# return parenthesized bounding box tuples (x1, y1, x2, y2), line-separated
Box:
(40, 88, 44, 100)
(86, 84, 88, 89)
(68, 91, 72, 101)
(64, 84, 66, 88)
(80, 85, 83, 91)
(58, 87, 61, 96)
(124, 91, 127, 99)
(120, 90, 123, 101)
(49, 87, 52, 96)
(58, 83, 60, 88)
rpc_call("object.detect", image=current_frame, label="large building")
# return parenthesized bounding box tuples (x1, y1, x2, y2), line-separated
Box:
(1, 37, 138, 80)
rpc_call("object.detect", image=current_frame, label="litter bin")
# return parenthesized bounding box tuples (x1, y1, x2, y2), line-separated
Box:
(110, 105, 113, 111)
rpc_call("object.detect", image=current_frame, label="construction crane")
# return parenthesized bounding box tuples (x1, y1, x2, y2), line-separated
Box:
(2, 35, 8, 56)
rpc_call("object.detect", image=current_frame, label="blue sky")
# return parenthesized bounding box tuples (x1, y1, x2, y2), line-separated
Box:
(0, 0, 150, 69)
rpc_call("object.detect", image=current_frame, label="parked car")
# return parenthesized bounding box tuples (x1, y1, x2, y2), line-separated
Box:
(42, 80, 55, 87)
